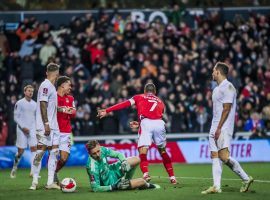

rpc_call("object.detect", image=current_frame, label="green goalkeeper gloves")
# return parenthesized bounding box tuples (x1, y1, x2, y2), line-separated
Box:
(121, 160, 131, 173)
(111, 178, 131, 190)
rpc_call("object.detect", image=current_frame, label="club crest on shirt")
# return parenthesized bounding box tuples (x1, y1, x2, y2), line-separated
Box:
(66, 98, 69, 103)
(43, 88, 48, 94)
(90, 175, 95, 182)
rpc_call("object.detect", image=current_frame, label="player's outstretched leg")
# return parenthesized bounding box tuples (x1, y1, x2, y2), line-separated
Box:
(10, 148, 24, 178)
(201, 151, 222, 194)
(158, 147, 177, 184)
(219, 148, 253, 192)
(46, 147, 60, 190)
(132, 178, 160, 190)
(225, 157, 253, 192)
(138, 147, 150, 182)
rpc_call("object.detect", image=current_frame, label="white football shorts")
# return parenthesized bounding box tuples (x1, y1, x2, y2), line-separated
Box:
(36, 129, 60, 146)
(59, 132, 71, 153)
(138, 118, 166, 148)
(209, 128, 232, 152)
(16, 127, 37, 149)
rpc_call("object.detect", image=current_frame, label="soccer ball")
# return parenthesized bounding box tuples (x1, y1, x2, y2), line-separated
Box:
(61, 178, 77, 193)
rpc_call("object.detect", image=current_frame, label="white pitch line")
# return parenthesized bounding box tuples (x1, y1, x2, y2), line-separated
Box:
(152, 176, 270, 183)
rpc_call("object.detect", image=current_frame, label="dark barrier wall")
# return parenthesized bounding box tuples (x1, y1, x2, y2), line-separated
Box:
(1, 7, 270, 28)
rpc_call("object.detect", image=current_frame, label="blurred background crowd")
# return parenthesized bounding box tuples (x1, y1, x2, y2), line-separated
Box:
(1, 0, 270, 10)
(0, 1, 270, 145)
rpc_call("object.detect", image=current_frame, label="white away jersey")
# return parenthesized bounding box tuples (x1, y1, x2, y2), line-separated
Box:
(36, 79, 59, 131)
(210, 79, 236, 135)
(14, 98, 36, 130)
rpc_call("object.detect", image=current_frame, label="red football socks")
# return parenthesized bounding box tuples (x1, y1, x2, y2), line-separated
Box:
(139, 154, 149, 174)
(55, 159, 66, 173)
(161, 152, 174, 177)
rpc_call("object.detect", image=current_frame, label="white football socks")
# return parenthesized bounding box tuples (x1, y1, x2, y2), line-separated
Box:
(212, 158, 223, 189)
(13, 153, 22, 169)
(47, 148, 58, 185)
(32, 150, 44, 184)
(30, 151, 36, 175)
(226, 157, 249, 181)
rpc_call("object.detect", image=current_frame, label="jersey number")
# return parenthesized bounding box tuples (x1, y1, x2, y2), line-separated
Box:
(148, 100, 157, 111)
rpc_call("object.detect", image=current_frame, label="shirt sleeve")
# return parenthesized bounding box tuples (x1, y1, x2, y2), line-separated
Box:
(221, 84, 235, 104)
(39, 83, 50, 102)
(103, 147, 126, 162)
(129, 95, 140, 106)
(86, 162, 112, 192)
(105, 100, 131, 113)
(14, 102, 24, 129)
(70, 96, 76, 118)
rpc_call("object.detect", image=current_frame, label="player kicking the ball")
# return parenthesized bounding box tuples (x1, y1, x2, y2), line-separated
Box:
(97, 83, 177, 184)
(201, 62, 253, 194)
(85, 140, 160, 192)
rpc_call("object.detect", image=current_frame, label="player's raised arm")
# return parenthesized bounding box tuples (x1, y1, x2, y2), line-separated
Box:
(97, 99, 134, 119)
(104, 147, 126, 162)
(96, 109, 107, 119)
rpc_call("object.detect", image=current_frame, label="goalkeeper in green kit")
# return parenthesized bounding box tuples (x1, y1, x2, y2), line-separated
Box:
(85, 140, 160, 192)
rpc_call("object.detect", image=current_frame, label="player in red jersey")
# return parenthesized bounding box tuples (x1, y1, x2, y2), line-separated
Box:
(54, 76, 76, 183)
(97, 83, 177, 184)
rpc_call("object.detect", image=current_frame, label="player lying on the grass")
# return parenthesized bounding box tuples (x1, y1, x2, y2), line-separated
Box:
(85, 140, 160, 192)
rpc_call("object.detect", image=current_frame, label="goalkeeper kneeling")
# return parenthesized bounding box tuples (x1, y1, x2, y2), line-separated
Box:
(85, 140, 160, 192)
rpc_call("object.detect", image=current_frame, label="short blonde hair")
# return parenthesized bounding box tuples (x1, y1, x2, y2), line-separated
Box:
(46, 62, 60, 72)
(24, 85, 34, 92)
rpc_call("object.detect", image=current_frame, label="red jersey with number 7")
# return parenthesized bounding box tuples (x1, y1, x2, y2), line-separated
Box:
(129, 93, 164, 120)
(105, 93, 165, 120)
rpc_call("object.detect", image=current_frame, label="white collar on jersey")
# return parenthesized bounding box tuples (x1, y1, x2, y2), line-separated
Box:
(218, 78, 228, 87)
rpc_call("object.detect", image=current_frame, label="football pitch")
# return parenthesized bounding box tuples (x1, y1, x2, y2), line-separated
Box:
(1, 163, 270, 200)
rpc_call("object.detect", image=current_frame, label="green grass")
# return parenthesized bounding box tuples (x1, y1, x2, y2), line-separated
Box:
(1, 163, 270, 200)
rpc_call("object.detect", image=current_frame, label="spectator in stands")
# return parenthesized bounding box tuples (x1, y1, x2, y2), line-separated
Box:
(16, 18, 40, 42)
(245, 112, 267, 139)
(0, 112, 8, 146)
(39, 37, 57, 65)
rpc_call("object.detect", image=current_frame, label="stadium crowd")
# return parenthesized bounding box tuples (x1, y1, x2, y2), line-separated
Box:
(0, 8, 270, 145)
